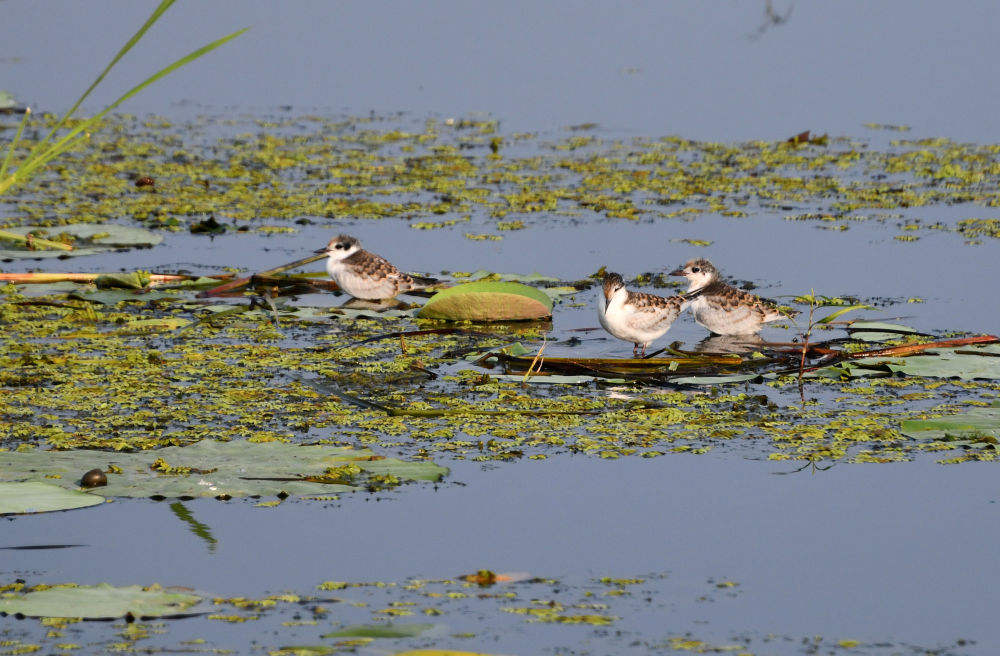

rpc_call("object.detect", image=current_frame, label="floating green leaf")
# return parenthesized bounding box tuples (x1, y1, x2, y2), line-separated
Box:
(323, 623, 435, 639)
(419, 281, 553, 321)
(0, 482, 105, 515)
(669, 373, 765, 385)
(490, 373, 614, 385)
(815, 304, 875, 324)
(0, 224, 163, 260)
(0, 583, 202, 619)
(901, 403, 1000, 441)
(846, 321, 919, 342)
(851, 344, 1000, 380)
(0, 441, 449, 499)
(72, 289, 179, 305)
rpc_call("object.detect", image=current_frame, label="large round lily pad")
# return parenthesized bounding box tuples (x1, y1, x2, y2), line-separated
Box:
(0, 583, 202, 619)
(0, 441, 449, 499)
(418, 281, 553, 321)
(0, 482, 105, 515)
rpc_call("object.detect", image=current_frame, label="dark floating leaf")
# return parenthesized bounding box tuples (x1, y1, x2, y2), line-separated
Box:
(189, 215, 226, 234)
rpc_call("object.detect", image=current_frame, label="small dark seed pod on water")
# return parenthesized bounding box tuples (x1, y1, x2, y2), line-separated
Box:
(81, 468, 107, 488)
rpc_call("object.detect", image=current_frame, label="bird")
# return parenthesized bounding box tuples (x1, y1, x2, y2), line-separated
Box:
(670, 258, 792, 335)
(315, 234, 428, 300)
(598, 271, 689, 356)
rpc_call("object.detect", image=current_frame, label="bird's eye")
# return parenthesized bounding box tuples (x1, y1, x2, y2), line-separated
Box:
(692, 267, 700, 273)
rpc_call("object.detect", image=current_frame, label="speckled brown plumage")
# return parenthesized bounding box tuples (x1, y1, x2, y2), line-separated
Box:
(318, 234, 422, 300)
(671, 258, 793, 335)
(599, 272, 689, 355)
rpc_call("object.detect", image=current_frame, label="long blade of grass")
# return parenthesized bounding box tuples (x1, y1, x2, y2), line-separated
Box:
(816, 304, 875, 324)
(0, 108, 31, 181)
(12, 26, 249, 189)
(21, 0, 177, 165)
(522, 334, 548, 384)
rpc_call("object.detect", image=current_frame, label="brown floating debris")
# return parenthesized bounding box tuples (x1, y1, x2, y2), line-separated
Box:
(197, 252, 328, 297)
(847, 334, 999, 359)
(81, 468, 107, 488)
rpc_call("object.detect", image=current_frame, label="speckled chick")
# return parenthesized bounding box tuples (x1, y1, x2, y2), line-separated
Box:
(316, 235, 419, 300)
(598, 272, 688, 356)
(670, 258, 790, 335)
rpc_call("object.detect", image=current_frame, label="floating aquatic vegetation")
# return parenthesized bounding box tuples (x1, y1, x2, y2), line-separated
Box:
(0, 223, 163, 260)
(901, 401, 1000, 445)
(0, 441, 448, 500)
(0, 481, 104, 515)
(0, 583, 203, 620)
(0, 274, 997, 466)
(418, 281, 553, 321)
(6, 111, 1000, 239)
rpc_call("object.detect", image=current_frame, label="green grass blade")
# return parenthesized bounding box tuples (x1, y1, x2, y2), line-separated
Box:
(0, 108, 32, 181)
(0, 132, 89, 195)
(816, 304, 875, 324)
(23, 0, 176, 164)
(13, 26, 249, 187)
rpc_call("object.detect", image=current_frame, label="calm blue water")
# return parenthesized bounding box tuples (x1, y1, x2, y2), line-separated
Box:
(5, 457, 999, 654)
(5, 1, 1000, 142)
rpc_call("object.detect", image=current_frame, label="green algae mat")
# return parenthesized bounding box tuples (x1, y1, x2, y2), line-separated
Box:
(2, 112, 1000, 470)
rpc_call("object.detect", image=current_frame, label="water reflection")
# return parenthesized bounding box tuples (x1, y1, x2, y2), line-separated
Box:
(692, 333, 768, 353)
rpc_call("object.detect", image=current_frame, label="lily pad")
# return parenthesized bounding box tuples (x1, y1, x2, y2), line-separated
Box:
(847, 321, 919, 342)
(323, 623, 435, 638)
(492, 374, 611, 385)
(850, 344, 1000, 380)
(0, 583, 201, 619)
(901, 403, 1000, 441)
(0, 224, 162, 260)
(0, 482, 105, 515)
(0, 440, 449, 499)
(418, 281, 553, 321)
(72, 289, 179, 305)
(669, 373, 765, 385)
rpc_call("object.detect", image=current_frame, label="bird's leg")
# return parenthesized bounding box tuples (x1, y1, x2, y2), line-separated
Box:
(632, 343, 640, 356)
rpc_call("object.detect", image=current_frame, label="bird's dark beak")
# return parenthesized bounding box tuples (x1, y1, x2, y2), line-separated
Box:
(669, 268, 685, 277)
(314, 247, 328, 254)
